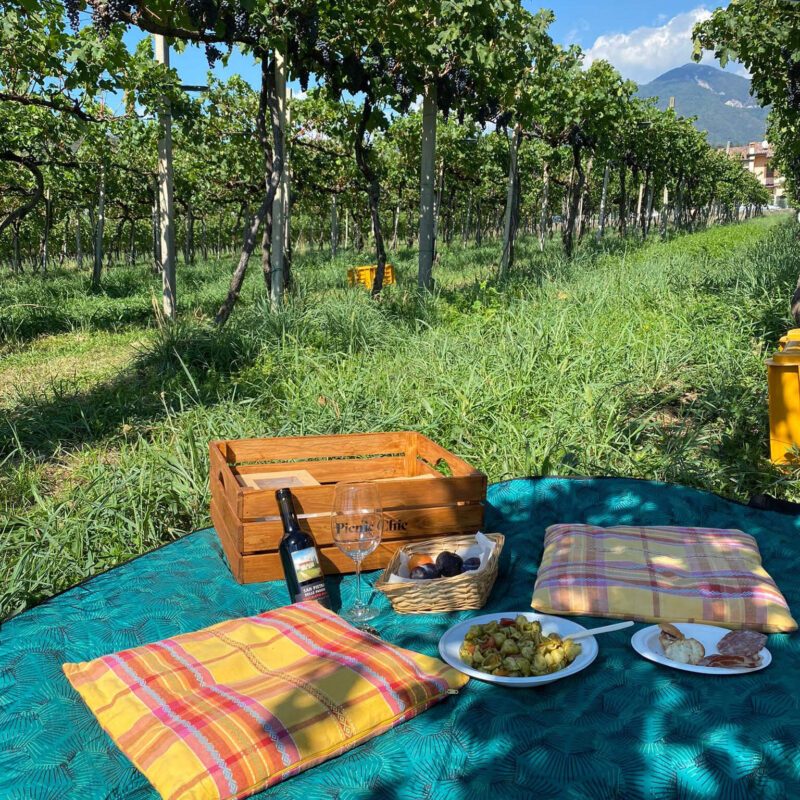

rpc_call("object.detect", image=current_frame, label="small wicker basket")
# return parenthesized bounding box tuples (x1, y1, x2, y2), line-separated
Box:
(374, 533, 504, 614)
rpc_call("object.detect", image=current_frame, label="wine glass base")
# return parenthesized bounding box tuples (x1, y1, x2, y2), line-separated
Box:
(344, 605, 379, 623)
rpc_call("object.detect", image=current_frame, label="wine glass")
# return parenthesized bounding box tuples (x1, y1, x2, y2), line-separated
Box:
(331, 482, 383, 623)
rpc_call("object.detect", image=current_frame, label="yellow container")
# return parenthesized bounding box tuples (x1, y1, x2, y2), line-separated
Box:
(347, 264, 396, 290)
(778, 328, 800, 351)
(768, 347, 800, 463)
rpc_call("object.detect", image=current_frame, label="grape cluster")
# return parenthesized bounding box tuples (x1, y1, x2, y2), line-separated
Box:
(185, 0, 218, 30)
(205, 43, 223, 66)
(91, 0, 134, 34)
(436, 67, 476, 118)
(65, 0, 80, 31)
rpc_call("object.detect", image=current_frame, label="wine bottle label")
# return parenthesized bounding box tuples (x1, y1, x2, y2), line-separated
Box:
(290, 547, 324, 583)
(294, 580, 329, 604)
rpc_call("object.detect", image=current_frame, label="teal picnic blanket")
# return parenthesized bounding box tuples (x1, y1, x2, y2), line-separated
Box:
(2, 477, 799, 800)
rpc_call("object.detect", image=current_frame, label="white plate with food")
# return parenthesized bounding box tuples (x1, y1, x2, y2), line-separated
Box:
(438, 612, 599, 687)
(631, 622, 771, 675)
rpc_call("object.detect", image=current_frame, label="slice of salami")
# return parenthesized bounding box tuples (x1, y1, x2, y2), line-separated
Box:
(698, 653, 761, 669)
(717, 630, 767, 657)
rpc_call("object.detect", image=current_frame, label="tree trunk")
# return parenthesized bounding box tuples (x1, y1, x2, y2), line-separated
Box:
(595, 160, 610, 243)
(330, 196, 339, 256)
(353, 98, 387, 297)
(215, 205, 268, 325)
(11, 218, 21, 273)
(283, 91, 292, 292)
(462, 192, 472, 245)
(391, 201, 400, 251)
(215, 54, 283, 326)
(563, 142, 585, 258)
(39, 190, 52, 273)
(261, 222, 272, 291)
(128, 218, 136, 265)
(59, 226, 67, 268)
(577, 156, 593, 240)
(499, 123, 523, 279)
(76, 211, 83, 269)
(539, 161, 550, 252)
(92, 163, 105, 290)
(618, 163, 627, 237)
(643, 176, 654, 238)
(660, 183, 669, 239)
(269, 49, 288, 308)
(185, 204, 195, 264)
(417, 81, 437, 291)
(155, 34, 177, 318)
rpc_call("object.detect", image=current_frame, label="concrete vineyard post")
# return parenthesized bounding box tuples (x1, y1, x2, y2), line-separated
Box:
(154, 34, 177, 320)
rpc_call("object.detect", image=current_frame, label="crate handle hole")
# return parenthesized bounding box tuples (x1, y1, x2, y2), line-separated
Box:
(433, 458, 453, 477)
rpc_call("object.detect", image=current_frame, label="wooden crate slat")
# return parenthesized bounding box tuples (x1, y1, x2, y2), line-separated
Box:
(240, 473, 485, 519)
(212, 502, 244, 582)
(211, 495, 244, 552)
(254, 545, 399, 583)
(237, 501, 485, 553)
(225, 432, 408, 463)
(233, 456, 406, 484)
(210, 441, 243, 518)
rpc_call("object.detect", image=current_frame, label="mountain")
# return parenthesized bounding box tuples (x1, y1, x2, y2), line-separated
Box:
(637, 63, 769, 147)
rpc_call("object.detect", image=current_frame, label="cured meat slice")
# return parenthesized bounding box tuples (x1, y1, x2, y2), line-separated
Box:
(717, 630, 767, 657)
(698, 653, 761, 669)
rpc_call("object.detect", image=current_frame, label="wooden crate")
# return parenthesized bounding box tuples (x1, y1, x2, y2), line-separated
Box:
(210, 432, 486, 583)
(347, 264, 396, 290)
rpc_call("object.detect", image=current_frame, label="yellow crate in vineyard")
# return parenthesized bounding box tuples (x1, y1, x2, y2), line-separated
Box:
(347, 264, 396, 290)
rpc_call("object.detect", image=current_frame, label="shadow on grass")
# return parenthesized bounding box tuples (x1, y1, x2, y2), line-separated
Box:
(618, 374, 799, 500)
(0, 319, 265, 458)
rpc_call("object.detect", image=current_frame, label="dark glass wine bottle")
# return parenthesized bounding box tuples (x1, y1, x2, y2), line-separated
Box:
(276, 488, 330, 607)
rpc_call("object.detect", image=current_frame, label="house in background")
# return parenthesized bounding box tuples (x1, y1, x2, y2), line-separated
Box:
(726, 141, 788, 208)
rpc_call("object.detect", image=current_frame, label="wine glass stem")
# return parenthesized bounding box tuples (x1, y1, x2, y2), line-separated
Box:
(355, 558, 363, 608)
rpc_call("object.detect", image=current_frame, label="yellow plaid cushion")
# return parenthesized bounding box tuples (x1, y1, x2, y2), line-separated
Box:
(532, 524, 797, 633)
(63, 601, 468, 800)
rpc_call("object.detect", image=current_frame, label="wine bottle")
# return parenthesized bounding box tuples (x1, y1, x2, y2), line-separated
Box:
(276, 488, 330, 607)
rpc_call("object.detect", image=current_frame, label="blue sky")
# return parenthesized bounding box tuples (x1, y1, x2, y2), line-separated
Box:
(123, 3, 725, 95)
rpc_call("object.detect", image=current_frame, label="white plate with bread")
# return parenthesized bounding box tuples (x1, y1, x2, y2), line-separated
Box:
(631, 622, 771, 675)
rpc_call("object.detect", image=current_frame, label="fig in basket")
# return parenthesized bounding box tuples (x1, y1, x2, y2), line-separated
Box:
(408, 554, 434, 571)
(410, 563, 440, 580)
(436, 551, 464, 577)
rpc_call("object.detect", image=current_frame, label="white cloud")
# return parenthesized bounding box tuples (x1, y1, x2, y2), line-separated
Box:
(584, 7, 720, 85)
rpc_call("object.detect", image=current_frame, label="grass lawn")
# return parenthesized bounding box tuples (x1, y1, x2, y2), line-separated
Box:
(1, 215, 799, 618)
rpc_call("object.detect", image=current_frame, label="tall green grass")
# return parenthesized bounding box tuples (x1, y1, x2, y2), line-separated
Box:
(1, 216, 799, 618)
